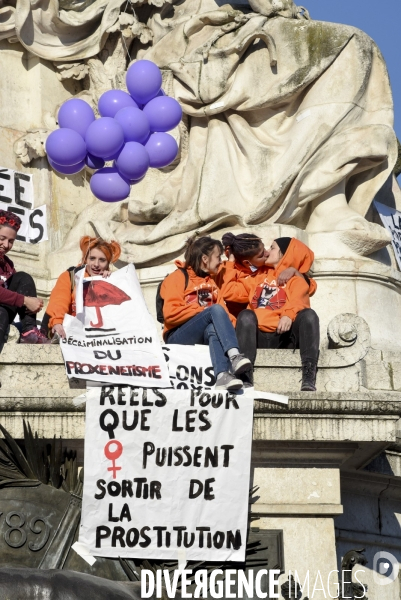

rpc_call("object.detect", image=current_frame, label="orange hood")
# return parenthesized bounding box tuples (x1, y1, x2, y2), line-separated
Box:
(270, 238, 314, 278)
(174, 259, 208, 282)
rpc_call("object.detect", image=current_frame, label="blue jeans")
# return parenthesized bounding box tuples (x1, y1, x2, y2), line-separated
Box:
(167, 305, 239, 376)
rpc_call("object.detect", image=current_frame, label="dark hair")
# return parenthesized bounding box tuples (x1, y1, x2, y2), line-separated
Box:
(184, 236, 223, 276)
(274, 237, 292, 256)
(221, 232, 263, 261)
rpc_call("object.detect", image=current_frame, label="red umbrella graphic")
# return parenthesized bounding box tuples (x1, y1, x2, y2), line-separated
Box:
(83, 280, 131, 328)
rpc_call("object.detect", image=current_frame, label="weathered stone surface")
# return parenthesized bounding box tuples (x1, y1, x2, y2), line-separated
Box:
(253, 467, 341, 508)
(255, 515, 339, 600)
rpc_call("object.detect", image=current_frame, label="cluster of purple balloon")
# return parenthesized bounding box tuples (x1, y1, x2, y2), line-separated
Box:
(45, 60, 182, 202)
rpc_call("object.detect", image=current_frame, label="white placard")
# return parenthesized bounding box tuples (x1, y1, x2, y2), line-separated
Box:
(61, 264, 171, 388)
(0, 167, 47, 243)
(79, 387, 254, 561)
(162, 344, 216, 390)
(374, 200, 401, 270)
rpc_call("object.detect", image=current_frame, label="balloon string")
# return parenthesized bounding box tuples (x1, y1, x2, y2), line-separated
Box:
(121, 0, 133, 64)
(121, 31, 132, 64)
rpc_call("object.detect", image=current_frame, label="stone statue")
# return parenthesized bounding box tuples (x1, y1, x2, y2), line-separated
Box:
(1, 0, 398, 269)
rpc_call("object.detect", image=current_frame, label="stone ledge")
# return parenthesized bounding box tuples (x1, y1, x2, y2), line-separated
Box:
(0, 343, 375, 368)
(0, 411, 85, 438)
(255, 347, 368, 369)
(252, 503, 343, 516)
(253, 414, 400, 443)
(0, 397, 84, 411)
(340, 469, 401, 500)
(252, 440, 360, 467)
(0, 345, 62, 363)
(313, 258, 401, 287)
(255, 391, 401, 414)
(336, 529, 401, 551)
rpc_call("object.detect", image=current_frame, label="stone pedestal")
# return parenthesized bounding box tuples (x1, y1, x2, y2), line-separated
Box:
(1, 313, 401, 596)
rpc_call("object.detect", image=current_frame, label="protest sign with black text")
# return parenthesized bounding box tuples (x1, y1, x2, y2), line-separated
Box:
(79, 386, 254, 561)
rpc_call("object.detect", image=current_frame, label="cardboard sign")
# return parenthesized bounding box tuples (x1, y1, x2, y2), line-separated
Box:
(0, 167, 47, 243)
(79, 386, 254, 561)
(374, 200, 401, 270)
(61, 265, 170, 388)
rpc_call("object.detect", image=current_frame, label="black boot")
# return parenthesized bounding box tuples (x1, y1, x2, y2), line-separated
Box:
(240, 368, 254, 389)
(301, 361, 317, 391)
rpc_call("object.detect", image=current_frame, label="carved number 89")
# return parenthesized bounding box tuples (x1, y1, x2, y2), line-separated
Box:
(1, 511, 50, 551)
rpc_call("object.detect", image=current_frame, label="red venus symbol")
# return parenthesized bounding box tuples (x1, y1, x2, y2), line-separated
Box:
(104, 440, 123, 479)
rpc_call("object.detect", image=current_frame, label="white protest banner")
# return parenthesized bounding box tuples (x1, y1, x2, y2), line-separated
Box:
(86, 344, 289, 404)
(61, 264, 170, 387)
(162, 344, 216, 390)
(79, 386, 254, 561)
(161, 346, 288, 404)
(374, 200, 401, 270)
(0, 166, 48, 243)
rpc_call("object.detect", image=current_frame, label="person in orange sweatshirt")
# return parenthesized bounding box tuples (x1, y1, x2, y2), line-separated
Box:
(219, 232, 317, 318)
(221, 234, 319, 391)
(44, 236, 121, 340)
(160, 236, 252, 392)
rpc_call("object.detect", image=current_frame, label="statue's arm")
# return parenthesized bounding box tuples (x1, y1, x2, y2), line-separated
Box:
(184, 8, 243, 37)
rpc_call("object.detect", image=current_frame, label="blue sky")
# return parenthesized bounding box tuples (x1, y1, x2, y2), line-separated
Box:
(304, 0, 401, 142)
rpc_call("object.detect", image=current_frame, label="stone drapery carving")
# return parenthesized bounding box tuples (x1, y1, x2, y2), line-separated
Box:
(2, 0, 398, 266)
(0, 0, 128, 61)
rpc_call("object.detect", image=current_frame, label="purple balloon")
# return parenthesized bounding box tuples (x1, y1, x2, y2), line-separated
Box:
(48, 157, 85, 175)
(85, 154, 105, 170)
(58, 99, 95, 138)
(115, 142, 150, 181)
(90, 167, 130, 202)
(143, 96, 182, 133)
(46, 128, 87, 166)
(98, 90, 138, 118)
(131, 175, 145, 184)
(85, 118, 124, 160)
(145, 132, 178, 168)
(114, 107, 150, 144)
(126, 60, 162, 105)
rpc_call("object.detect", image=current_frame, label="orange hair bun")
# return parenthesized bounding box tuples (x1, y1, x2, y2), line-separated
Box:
(80, 236, 122, 264)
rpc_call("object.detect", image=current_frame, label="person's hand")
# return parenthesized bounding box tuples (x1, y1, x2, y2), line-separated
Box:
(276, 315, 292, 334)
(277, 267, 297, 286)
(23, 296, 43, 313)
(52, 324, 66, 339)
(101, 270, 112, 278)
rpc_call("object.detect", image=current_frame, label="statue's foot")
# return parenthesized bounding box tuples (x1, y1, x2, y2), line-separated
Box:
(334, 216, 391, 256)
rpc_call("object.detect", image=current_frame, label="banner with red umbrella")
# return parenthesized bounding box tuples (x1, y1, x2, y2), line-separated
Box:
(83, 280, 131, 328)
(59, 264, 171, 387)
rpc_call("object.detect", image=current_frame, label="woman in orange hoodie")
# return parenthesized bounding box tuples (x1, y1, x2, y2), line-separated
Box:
(160, 236, 251, 391)
(45, 236, 121, 340)
(221, 234, 319, 391)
